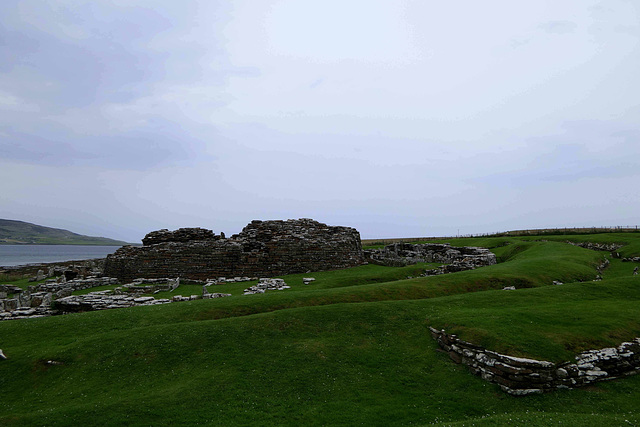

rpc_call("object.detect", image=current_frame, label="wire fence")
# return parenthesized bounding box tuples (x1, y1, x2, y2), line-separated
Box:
(361, 226, 640, 246)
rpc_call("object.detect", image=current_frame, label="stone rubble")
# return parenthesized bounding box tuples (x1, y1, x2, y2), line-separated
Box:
(565, 241, 624, 258)
(0, 289, 57, 320)
(31, 277, 119, 294)
(302, 277, 315, 285)
(365, 243, 497, 273)
(55, 291, 172, 312)
(430, 327, 640, 396)
(0, 274, 236, 319)
(243, 278, 290, 295)
(122, 278, 180, 294)
(142, 227, 221, 246)
(202, 292, 232, 300)
(206, 277, 257, 285)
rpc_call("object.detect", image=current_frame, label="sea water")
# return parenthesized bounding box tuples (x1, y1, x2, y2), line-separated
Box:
(0, 245, 121, 267)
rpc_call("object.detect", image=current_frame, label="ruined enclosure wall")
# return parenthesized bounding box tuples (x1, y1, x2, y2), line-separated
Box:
(104, 219, 364, 281)
(365, 242, 497, 268)
(429, 327, 640, 396)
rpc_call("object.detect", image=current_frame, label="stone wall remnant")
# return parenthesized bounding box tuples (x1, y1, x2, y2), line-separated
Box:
(142, 228, 220, 246)
(104, 219, 364, 281)
(31, 277, 119, 294)
(430, 327, 640, 396)
(365, 243, 496, 270)
(0, 289, 57, 320)
(55, 291, 172, 313)
(243, 278, 290, 295)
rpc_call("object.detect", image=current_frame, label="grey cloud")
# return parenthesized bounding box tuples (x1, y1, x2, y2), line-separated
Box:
(1, 0, 639, 241)
(0, 119, 208, 169)
(538, 21, 578, 34)
(475, 122, 640, 188)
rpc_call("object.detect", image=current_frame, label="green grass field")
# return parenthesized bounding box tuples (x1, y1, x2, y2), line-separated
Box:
(1, 233, 640, 425)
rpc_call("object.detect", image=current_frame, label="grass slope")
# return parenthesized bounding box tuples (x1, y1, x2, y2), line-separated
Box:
(1, 234, 640, 425)
(0, 219, 129, 246)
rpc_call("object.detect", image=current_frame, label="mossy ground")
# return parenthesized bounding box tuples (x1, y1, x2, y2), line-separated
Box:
(1, 234, 640, 425)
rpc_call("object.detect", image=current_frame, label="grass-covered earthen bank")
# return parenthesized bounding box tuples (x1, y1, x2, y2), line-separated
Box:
(1, 233, 640, 425)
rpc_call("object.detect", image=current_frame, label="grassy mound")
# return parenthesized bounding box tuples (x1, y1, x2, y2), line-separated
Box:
(1, 234, 640, 425)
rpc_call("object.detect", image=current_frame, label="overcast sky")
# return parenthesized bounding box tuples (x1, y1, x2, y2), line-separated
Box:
(1, 0, 639, 242)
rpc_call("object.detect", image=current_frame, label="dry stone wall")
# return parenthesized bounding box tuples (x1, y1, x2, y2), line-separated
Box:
(104, 219, 364, 281)
(0, 288, 56, 320)
(430, 327, 640, 396)
(31, 277, 119, 294)
(365, 243, 496, 269)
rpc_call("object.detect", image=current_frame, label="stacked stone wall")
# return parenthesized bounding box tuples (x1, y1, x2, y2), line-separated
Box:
(31, 277, 119, 294)
(430, 327, 640, 396)
(365, 243, 496, 269)
(104, 219, 364, 281)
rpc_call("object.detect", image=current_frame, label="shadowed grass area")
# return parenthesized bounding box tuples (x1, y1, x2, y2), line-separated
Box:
(1, 235, 640, 426)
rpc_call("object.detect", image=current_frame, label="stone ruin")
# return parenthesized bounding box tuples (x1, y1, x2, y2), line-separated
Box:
(104, 219, 364, 282)
(430, 327, 640, 396)
(142, 227, 222, 245)
(0, 284, 54, 320)
(365, 242, 497, 273)
(243, 278, 290, 295)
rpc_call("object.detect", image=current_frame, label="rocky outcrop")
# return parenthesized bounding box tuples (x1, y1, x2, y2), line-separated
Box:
(104, 219, 364, 282)
(365, 243, 496, 270)
(430, 327, 640, 396)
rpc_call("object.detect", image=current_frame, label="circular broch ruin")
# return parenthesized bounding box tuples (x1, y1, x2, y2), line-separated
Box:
(104, 219, 365, 282)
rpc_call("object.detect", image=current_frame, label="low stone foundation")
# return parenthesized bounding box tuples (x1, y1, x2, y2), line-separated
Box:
(243, 278, 290, 295)
(429, 327, 640, 396)
(0, 290, 56, 320)
(30, 277, 119, 294)
(55, 291, 172, 312)
(365, 243, 497, 270)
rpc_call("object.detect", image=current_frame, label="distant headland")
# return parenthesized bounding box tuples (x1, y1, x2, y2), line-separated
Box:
(0, 219, 130, 246)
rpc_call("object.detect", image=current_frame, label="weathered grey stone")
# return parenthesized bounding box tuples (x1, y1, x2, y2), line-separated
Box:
(202, 292, 232, 299)
(244, 278, 290, 295)
(430, 327, 640, 396)
(142, 228, 219, 246)
(365, 243, 496, 271)
(105, 219, 364, 282)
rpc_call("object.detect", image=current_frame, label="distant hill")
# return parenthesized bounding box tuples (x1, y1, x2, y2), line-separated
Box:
(0, 219, 131, 245)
